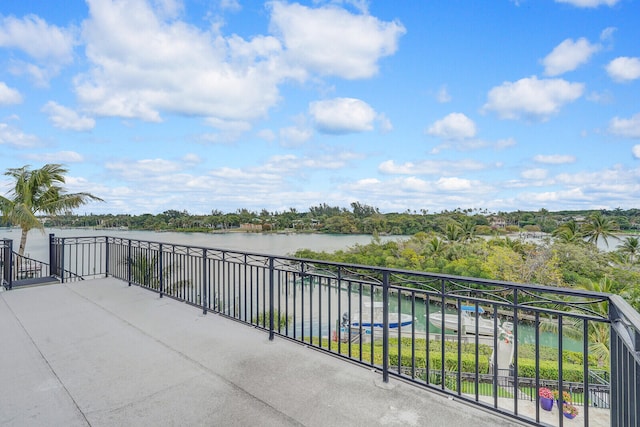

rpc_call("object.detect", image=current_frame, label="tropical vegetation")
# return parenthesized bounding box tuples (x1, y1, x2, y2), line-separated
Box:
(9, 203, 640, 237)
(0, 164, 102, 255)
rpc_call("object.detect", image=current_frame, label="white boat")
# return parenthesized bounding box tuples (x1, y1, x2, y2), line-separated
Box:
(428, 305, 495, 336)
(349, 302, 414, 329)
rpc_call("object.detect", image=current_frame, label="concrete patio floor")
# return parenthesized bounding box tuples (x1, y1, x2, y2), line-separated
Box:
(1, 278, 533, 426)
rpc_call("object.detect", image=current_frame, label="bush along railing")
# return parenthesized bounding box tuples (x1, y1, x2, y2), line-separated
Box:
(49, 234, 640, 427)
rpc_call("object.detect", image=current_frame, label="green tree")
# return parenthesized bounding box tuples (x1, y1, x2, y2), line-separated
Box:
(619, 236, 640, 264)
(443, 221, 462, 242)
(573, 277, 620, 366)
(552, 220, 582, 244)
(0, 164, 103, 255)
(582, 212, 618, 247)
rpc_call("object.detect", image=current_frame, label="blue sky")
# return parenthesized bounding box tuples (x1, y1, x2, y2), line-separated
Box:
(1, 0, 639, 215)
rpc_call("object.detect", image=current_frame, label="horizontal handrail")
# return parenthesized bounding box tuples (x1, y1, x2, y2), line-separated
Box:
(46, 234, 640, 427)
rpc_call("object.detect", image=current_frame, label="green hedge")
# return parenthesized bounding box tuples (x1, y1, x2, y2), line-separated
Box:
(518, 343, 599, 367)
(517, 358, 584, 382)
(319, 338, 590, 381)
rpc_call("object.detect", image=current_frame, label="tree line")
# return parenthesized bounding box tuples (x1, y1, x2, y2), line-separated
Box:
(21, 203, 640, 237)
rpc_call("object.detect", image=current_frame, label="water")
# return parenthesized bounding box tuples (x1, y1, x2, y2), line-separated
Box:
(1, 227, 403, 261)
(283, 279, 583, 353)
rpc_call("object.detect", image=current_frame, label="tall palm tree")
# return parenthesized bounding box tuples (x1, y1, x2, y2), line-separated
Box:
(0, 164, 103, 255)
(619, 236, 640, 264)
(581, 212, 618, 247)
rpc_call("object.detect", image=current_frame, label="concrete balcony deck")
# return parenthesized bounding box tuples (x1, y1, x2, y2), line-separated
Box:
(0, 278, 527, 427)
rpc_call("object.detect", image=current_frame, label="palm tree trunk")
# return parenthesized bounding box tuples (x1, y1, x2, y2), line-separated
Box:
(19, 228, 28, 256)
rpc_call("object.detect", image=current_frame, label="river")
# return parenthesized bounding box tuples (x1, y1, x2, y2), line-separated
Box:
(0, 227, 404, 261)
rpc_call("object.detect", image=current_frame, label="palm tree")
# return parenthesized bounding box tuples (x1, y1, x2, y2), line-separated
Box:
(573, 276, 621, 366)
(581, 212, 618, 247)
(619, 236, 640, 264)
(540, 276, 618, 367)
(0, 164, 103, 255)
(552, 220, 582, 244)
(443, 221, 462, 242)
(459, 220, 476, 243)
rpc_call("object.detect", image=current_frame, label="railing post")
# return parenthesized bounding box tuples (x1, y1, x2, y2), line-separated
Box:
(382, 270, 389, 383)
(159, 243, 164, 298)
(5, 239, 13, 290)
(104, 236, 110, 277)
(59, 237, 65, 284)
(127, 239, 132, 286)
(268, 257, 275, 341)
(48, 234, 55, 276)
(202, 249, 207, 315)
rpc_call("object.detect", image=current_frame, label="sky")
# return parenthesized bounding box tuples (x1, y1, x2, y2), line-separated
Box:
(1, 0, 639, 216)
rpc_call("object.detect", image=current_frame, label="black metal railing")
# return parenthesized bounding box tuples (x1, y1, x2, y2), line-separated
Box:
(43, 235, 640, 426)
(1, 238, 52, 289)
(1, 238, 11, 288)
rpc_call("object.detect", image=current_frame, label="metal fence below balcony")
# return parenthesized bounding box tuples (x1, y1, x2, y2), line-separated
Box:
(11, 234, 640, 426)
(1, 238, 53, 289)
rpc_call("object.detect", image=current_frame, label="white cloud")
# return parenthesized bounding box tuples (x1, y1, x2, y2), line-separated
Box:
(427, 113, 476, 140)
(220, 0, 242, 12)
(182, 153, 202, 164)
(69, 0, 404, 132)
(309, 98, 377, 134)
(606, 57, 640, 83)
(0, 122, 39, 147)
(257, 129, 276, 141)
(495, 138, 517, 149)
(519, 187, 586, 203)
(42, 101, 95, 131)
(437, 85, 451, 103)
(512, 165, 640, 210)
(586, 90, 614, 104)
(377, 113, 393, 133)
(435, 176, 474, 191)
(521, 168, 548, 180)
(600, 27, 616, 42)
(483, 76, 584, 120)
(342, 176, 487, 201)
(552, 167, 640, 198)
(0, 82, 22, 105)
(0, 14, 76, 84)
(609, 113, 640, 138)
(279, 125, 313, 146)
(378, 159, 488, 176)
(533, 154, 576, 164)
(0, 14, 75, 63)
(106, 158, 185, 181)
(269, 1, 405, 79)
(205, 117, 252, 132)
(543, 38, 600, 76)
(76, 0, 288, 123)
(555, 0, 620, 7)
(26, 150, 84, 163)
(263, 151, 360, 171)
(151, 0, 184, 19)
(632, 145, 640, 159)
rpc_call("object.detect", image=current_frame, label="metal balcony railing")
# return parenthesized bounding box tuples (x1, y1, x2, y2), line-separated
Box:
(1, 238, 52, 289)
(5, 234, 639, 426)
